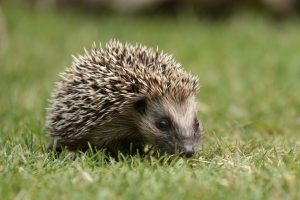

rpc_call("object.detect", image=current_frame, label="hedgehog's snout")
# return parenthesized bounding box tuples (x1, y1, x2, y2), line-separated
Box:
(177, 130, 202, 157)
(177, 140, 200, 157)
(181, 145, 195, 158)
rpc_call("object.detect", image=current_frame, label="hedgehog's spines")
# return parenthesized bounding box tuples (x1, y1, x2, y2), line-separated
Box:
(46, 39, 199, 141)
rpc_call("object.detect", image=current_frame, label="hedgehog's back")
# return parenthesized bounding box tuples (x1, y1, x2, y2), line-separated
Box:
(46, 40, 199, 141)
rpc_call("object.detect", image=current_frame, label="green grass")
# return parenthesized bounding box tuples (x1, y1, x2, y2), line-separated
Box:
(1, 2, 300, 200)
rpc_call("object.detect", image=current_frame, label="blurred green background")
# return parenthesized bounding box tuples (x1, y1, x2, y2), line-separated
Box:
(0, 1, 299, 200)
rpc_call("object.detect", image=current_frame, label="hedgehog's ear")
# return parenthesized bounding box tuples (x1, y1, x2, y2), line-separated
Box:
(133, 97, 147, 115)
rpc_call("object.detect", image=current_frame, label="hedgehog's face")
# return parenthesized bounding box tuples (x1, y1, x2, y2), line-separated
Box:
(134, 96, 202, 157)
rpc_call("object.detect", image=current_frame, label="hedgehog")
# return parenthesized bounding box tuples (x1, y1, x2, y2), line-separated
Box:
(45, 40, 202, 157)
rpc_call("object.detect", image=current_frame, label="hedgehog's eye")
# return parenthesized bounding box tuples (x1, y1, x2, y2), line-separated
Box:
(156, 118, 171, 131)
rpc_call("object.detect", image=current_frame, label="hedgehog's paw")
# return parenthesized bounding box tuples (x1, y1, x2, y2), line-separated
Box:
(108, 141, 145, 158)
(47, 138, 63, 154)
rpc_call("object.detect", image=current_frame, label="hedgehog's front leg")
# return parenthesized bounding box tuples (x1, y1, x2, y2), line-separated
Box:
(47, 137, 63, 153)
(107, 140, 144, 158)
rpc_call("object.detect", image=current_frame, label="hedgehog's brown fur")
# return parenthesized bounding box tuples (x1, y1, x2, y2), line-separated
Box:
(46, 40, 201, 157)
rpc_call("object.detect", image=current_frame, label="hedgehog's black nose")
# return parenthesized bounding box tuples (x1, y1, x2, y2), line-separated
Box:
(183, 145, 195, 158)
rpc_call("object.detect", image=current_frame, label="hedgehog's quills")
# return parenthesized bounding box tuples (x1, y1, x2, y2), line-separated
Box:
(45, 40, 202, 158)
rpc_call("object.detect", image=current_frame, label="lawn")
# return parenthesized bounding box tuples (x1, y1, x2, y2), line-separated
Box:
(0, 2, 299, 200)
